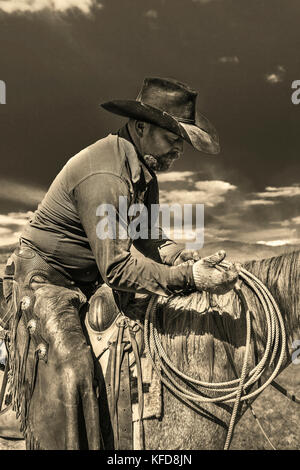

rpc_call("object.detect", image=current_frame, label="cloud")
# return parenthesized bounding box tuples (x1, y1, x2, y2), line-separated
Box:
(194, 180, 236, 192)
(277, 215, 300, 227)
(157, 171, 196, 184)
(194, 180, 237, 203)
(158, 177, 299, 246)
(208, 198, 300, 246)
(257, 239, 300, 247)
(0, 234, 21, 247)
(0, 227, 11, 235)
(160, 180, 236, 207)
(242, 199, 276, 207)
(255, 185, 300, 199)
(0, 0, 102, 14)
(218, 56, 239, 64)
(239, 184, 300, 210)
(291, 216, 300, 225)
(0, 212, 32, 226)
(265, 65, 286, 84)
(203, 226, 234, 241)
(144, 9, 158, 19)
(143, 8, 159, 30)
(0, 211, 32, 247)
(0, 179, 45, 206)
(238, 226, 298, 245)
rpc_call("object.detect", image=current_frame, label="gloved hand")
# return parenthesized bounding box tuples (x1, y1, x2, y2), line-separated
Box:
(192, 250, 240, 295)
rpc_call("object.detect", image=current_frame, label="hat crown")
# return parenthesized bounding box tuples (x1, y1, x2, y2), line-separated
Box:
(100, 76, 220, 155)
(136, 77, 197, 123)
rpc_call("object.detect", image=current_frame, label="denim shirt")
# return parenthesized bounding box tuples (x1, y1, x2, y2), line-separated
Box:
(21, 126, 194, 297)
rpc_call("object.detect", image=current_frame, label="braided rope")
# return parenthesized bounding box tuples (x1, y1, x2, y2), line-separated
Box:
(144, 266, 287, 450)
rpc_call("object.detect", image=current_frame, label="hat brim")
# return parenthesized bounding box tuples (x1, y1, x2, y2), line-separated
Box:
(100, 100, 220, 155)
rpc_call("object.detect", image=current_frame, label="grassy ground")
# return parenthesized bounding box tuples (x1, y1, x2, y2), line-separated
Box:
(0, 364, 299, 450)
(0, 437, 25, 450)
(231, 365, 300, 450)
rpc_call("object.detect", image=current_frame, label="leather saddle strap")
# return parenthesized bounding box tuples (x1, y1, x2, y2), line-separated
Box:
(10, 303, 23, 416)
(113, 325, 124, 449)
(114, 324, 125, 411)
(117, 350, 132, 450)
(111, 324, 126, 450)
(128, 326, 144, 449)
(107, 322, 133, 450)
(109, 337, 117, 447)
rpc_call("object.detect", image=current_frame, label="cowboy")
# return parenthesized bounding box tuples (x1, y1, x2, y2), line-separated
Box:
(1, 77, 240, 448)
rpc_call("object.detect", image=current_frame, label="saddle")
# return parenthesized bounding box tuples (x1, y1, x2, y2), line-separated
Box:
(84, 284, 161, 450)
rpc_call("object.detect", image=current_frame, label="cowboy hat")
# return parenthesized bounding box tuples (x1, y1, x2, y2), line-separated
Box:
(100, 77, 220, 155)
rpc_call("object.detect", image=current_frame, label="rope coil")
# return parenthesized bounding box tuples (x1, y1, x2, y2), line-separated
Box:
(144, 265, 287, 450)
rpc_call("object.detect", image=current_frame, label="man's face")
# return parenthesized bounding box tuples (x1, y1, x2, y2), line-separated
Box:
(139, 123, 184, 172)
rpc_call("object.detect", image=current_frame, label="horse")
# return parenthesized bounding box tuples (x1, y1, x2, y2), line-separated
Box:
(0, 250, 299, 450)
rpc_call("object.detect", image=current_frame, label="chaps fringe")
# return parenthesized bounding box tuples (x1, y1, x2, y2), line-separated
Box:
(7, 281, 42, 450)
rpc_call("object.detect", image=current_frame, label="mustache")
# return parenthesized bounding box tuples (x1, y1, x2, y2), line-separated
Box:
(143, 151, 182, 172)
(161, 151, 182, 160)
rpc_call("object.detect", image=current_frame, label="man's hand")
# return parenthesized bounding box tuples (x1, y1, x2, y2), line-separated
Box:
(192, 250, 240, 295)
(173, 248, 202, 266)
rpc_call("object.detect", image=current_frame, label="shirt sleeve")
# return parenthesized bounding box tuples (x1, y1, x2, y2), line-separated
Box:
(72, 173, 194, 297)
(132, 174, 186, 265)
(133, 228, 185, 265)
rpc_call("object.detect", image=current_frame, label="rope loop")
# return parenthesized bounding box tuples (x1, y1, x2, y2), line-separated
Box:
(144, 266, 287, 450)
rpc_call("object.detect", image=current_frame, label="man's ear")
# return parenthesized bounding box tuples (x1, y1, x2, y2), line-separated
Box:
(135, 120, 147, 137)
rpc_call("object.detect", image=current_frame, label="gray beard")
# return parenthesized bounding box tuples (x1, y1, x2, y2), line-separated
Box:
(143, 152, 179, 172)
(143, 154, 159, 170)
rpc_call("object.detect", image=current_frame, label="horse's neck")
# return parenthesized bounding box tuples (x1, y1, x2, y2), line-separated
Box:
(149, 251, 299, 383)
(244, 251, 300, 356)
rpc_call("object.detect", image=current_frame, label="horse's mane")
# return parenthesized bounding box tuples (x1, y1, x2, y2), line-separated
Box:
(244, 249, 300, 342)
(245, 249, 299, 300)
(129, 250, 300, 371)
(165, 249, 299, 320)
(132, 250, 299, 318)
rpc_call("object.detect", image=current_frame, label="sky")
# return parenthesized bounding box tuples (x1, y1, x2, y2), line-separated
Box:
(0, 0, 299, 247)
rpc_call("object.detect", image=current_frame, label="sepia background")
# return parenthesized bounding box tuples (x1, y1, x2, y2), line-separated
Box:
(0, 0, 299, 450)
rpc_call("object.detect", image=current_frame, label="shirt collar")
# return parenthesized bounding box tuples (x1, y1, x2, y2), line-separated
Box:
(117, 125, 154, 186)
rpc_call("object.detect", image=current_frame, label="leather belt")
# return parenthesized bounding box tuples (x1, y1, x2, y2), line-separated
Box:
(5, 244, 75, 290)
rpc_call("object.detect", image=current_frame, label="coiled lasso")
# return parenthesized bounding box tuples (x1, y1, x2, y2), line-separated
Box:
(144, 263, 286, 450)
